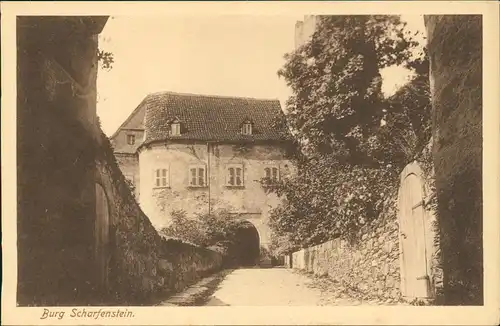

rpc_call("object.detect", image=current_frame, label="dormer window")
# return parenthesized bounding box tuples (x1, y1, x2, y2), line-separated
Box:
(241, 120, 253, 135)
(171, 118, 181, 136)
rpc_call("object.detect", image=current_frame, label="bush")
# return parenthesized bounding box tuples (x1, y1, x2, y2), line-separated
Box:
(159, 210, 245, 248)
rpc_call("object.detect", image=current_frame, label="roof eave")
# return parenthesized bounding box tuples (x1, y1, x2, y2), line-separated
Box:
(137, 137, 293, 152)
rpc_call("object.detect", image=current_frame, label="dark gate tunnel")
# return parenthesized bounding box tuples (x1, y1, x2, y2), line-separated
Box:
(231, 221, 260, 267)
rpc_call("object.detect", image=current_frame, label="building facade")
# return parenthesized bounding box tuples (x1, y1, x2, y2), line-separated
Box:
(294, 15, 318, 49)
(109, 101, 146, 199)
(111, 92, 295, 248)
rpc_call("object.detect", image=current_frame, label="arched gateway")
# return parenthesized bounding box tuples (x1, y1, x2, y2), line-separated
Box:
(229, 213, 272, 267)
(231, 220, 261, 266)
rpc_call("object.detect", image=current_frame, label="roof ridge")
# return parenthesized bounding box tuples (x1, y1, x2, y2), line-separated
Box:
(145, 90, 279, 102)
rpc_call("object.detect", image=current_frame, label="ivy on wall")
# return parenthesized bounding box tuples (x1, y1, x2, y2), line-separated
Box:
(426, 15, 483, 305)
(267, 15, 432, 255)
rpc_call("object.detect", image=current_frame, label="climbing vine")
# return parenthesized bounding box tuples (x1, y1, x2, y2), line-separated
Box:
(268, 15, 431, 254)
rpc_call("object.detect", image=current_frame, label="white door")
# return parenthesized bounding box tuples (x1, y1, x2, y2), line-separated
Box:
(399, 173, 430, 299)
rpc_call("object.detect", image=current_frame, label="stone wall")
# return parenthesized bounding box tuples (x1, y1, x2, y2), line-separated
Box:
(160, 238, 223, 294)
(288, 195, 403, 303)
(96, 134, 223, 304)
(17, 16, 109, 306)
(287, 175, 442, 303)
(16, 16, 222, 306)
(115, 152, 140, 198)
(425, 15, 483, 305)
(138, 142, 295, 248)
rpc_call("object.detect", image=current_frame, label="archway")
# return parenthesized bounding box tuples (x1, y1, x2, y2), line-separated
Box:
(231, 221, 260, 267)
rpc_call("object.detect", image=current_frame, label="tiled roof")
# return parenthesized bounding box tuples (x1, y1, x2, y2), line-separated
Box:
(141, 91, 292, 144)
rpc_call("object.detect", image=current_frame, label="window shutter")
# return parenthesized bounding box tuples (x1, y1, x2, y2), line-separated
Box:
(228, 167, 234, 186)
(198, 168, 204, 186)
(153, 169, 158, 187)
(190, 168, 196, 186)
(235, 168, 240, 186)
(241, 164, 245, 186)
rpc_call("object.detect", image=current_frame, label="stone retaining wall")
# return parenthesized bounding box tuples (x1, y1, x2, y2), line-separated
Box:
(288, 195, 403, 302)
(97, 133, 223, 305)
(16, 16, 222, 306)
(286, 161, 443, 304)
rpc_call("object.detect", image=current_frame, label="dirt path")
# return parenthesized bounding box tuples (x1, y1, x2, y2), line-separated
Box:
(161, 267, 409, 306)
(202, 268, 325, 306)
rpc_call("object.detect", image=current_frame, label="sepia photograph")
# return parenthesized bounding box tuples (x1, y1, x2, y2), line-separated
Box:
(2, 1, 499, 325)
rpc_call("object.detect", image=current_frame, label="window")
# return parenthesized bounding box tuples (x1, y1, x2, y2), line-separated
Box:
(154, 168, 169, 188)
(264, 167, 279, 185)
(171, 120, 181, 136)
(241, 122, 252, 135)
(226, 164, 244, 187)
(127, 134, 136, 145)
(189, 165, 206, 187)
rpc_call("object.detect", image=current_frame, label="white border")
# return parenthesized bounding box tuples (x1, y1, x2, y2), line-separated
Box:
(2, 1, 499, 325)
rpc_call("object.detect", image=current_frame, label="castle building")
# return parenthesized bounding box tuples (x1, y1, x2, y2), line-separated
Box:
(294, 15, 318, 49)
(111, 91, 295, 248)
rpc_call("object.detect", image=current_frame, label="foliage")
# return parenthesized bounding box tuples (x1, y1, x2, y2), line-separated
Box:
(125, 179, 136, 196)
(259, 246, 272, 261)
(268, 229, 298, 256)
(270, 15, 431, 253)
(425, 15, 483, 305)
(267, 156, 398, 248)
(96, 49, 114, 105)
(159, 210, 205, 245)
(159, 209, 243, 248)
(277, 15, 421, 161)
(97, 49, 114, 70)
(378, 68, 431, 168)
(197, 210, 243, 247)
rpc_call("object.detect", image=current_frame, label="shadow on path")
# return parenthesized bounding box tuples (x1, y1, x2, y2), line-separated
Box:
(194, 269, 234, 306)
(203, 296, 230, 306)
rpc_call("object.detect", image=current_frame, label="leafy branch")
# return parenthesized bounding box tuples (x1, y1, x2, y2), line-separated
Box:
(269, 15, 431, 252)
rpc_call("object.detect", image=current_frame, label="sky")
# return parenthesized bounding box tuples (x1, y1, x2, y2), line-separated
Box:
(96, 15, 426, 136)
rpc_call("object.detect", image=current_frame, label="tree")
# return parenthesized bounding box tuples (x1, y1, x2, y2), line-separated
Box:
(377, 67, 431, 168)
(278, 15, 420, 165)
(268, 155, 397, 246)
(270, 15, 430, 248)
